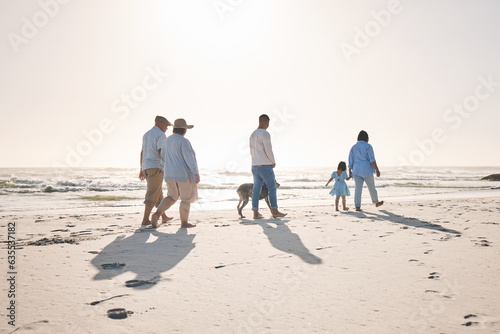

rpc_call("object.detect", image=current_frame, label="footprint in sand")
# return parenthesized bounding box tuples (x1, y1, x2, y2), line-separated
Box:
(101, 263, 126, 270)
(107, 308, 133, 319)
(51, 229, 69, 232)
(90, 294, 130, 306)
(461, 314, 500, 328)
(125, 277, 159, 287)
(462, 314, 481, 327)
(428, 272, 441, 279)
(474, 238, 491, 247)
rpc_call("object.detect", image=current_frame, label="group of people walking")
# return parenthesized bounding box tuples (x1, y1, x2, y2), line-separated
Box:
(140, 116, 199, 228)
(139, 115, 382, 228)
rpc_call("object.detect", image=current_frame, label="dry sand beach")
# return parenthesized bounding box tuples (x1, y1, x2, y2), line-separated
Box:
(1, 192, 500, 333)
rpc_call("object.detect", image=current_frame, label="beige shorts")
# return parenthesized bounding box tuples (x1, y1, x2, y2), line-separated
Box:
(144, 168, 163, 207)
(166, 180, 198, 203)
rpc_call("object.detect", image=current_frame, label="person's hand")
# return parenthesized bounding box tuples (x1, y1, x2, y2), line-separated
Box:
(139, 170, 145, 181)
(376, 170, 381, 177)
(195, 174, 200, 184)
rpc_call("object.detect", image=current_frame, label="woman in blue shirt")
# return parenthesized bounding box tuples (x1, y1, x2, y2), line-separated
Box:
(348, 130, 384, 211)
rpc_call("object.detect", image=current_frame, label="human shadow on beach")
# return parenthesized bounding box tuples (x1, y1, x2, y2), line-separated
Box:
(91, 228, 195, 289)
(347, 209, 461, 235)
(241, 219, 322, 265)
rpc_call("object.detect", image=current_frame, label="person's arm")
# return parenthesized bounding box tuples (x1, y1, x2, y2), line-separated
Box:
(372, 161, 381, 177)
(158, 148, 164, 176)
(367, 145, 380, 177)
(139, 150, 145, 180)
(348, 147, 354, 178)
(181, 139, 200, 184)
(325, 177, 333, 187)
(263, 132, 276, 167)
(157, 134, 167, 173)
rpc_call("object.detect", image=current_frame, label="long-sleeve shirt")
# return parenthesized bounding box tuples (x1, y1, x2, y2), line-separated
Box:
(162, 134, 199, 183)
(141, 126, 167, 170)
(348, 141, 376, 178)
(249, 128, 276, 166)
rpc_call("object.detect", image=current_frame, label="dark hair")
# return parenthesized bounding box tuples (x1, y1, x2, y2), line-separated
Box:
(173, 128, 187, 135)
(259, 114, 270, 122)
(357, 130, 369, 142)
(337, 161, 347, 171)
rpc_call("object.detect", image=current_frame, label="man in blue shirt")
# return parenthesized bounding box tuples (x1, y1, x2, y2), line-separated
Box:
(139, 116, 173, 227)
(151, 118, 200, 228)
(348, 130, 384, 211)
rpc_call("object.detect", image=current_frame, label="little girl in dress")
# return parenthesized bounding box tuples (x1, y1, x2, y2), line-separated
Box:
(325, 161, 351, 211)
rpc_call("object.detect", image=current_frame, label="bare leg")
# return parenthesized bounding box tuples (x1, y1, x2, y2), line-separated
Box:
(142, 205, 153, 225)
(342, 196, 349, 211)
(335, 195, 340, 211)
(151, 196, 177, 228)
(180, 201, 195, 228)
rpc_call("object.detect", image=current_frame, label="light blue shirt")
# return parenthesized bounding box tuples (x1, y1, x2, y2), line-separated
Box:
(162, 134, 199, 183)
(348, 141, 376, 178)
(141, 126, 167, 170)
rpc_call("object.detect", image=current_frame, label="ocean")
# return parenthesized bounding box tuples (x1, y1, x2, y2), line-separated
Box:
(1, 167, 499, 215)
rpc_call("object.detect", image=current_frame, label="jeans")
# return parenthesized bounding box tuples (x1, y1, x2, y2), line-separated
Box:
(353, 174, 379, 208)
(251, 165, 278, 210)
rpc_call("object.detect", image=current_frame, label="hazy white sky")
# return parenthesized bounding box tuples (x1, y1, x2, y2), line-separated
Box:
(1, 0, 499, 170)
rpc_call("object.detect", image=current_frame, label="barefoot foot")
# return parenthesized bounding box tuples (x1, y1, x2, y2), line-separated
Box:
(253, 210, 264, 219)
(180, 222, 196, 228)
(271, 209, 287, 218)
(161, 214, 173, 223)
(343, 207, 349, 211)
(151, 212, 160, 228)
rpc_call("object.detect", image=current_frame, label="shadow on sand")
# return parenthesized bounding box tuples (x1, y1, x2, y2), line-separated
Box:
(241, 219, 322, 264)
(346, 209, 461, 235)
(91, 228, 195, 289)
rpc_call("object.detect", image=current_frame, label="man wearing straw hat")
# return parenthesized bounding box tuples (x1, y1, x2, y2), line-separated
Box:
(151, 118, 200, 228)
(139, 115, 173, 228)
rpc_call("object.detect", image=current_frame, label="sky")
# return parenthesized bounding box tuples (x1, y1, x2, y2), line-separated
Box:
(1, 0, 500, 170)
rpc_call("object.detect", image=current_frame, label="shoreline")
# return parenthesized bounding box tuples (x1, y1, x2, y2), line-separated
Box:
(1, 187, 499, 216)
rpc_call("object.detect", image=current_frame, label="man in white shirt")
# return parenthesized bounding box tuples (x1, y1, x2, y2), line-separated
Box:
(249, 114, 287, 219)
(139, 116, 173, 227)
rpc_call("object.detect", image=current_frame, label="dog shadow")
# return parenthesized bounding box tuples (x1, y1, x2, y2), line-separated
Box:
(346, 209, 461, 235)
(91, 228, 196, 289)
(241, 218, 322, 265)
